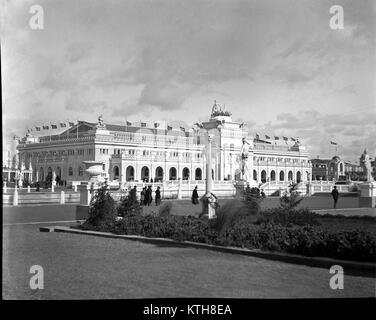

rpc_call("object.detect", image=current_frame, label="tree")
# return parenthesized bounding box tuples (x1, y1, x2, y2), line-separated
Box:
(279, 183, 303, 211)
(86, 185, 117, 227)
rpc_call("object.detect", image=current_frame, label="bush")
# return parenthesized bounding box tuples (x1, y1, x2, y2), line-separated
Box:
(280, 183, 303, 211)
(117, 189, 142, 218)
(256, 208, 321, 227)
(84, 185, 117, 228)
(158, 202, 173, 217)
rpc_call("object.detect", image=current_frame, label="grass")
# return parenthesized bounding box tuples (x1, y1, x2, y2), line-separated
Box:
(3, 224, 374, 299)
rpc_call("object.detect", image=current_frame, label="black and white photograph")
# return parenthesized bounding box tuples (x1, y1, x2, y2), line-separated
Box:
(2, 0, 375, 308)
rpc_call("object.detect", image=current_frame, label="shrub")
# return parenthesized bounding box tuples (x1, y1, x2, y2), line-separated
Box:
(158, 202, 173, 217)
(280, 183, 303, 211)
(84, 185, 117, 228)
(117, 189, 142, 218)
(256, 208, 321, 227)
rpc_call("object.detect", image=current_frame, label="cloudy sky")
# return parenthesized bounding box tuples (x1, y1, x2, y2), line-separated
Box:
(2, 0, 375, 162)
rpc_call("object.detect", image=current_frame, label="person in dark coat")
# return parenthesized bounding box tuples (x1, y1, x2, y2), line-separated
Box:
(155, 186, 161, 206)
(141, 187, 146, 205)
(146, 186, 153, 206)
(192, 186, 199, 204)
(130, 186, 137, 204)
(331, 186, 339, 209)
(36, 181, 40, 192)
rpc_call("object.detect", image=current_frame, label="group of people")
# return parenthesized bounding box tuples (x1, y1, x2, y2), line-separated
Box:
(139, 185, 161, 206)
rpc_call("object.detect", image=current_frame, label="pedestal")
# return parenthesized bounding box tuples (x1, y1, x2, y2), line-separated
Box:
(177, 180, 182, 199)
(234, 180, 246, 200)
(359, 182, 376, 208)
(201, 192, 218, 219)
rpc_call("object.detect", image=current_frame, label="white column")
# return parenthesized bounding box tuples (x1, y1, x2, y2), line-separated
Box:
(60, 191, 65, 204)
(13, 188, 18, 206)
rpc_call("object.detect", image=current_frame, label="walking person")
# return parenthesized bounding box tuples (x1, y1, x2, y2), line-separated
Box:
(191, 186, 199, 205)
(130, 186, 137, 204)
(155, 186, 161, 206)
(331, 186, 339, 209)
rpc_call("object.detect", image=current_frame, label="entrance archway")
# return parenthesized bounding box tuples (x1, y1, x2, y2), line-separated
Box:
(141, 166, 150, 182)
(261, 170, 266, 183)
(182, 167, 190, 180)
(296, 171, 301, 183)
(195, 168, 202, 180)
(113, 166, 120, 179)
(126, 166, 134, 181)
(169, 167, 177, 180)
(270, 170, 276, 181)
(155, 167, 163, 182)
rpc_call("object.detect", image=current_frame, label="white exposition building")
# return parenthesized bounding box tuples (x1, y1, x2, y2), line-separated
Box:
(16, 103, 312, 187)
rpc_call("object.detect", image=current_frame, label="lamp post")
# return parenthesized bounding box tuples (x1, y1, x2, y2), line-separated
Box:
(194, 119, 222, 219)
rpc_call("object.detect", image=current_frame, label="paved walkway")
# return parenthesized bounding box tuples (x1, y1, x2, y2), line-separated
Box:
(3, 224, 374, 299)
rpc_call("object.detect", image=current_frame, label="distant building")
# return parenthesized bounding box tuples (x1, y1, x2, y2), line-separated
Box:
(311, 156, 346, 181)
(311, 152, 375, 182)
(13, 104, 312, 186)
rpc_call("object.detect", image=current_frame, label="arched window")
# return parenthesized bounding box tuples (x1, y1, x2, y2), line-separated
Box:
(78, 166, 84, 176)
(279, 171, 285, 181)
(253, 170, 257, 181)
(68, 167, 73, 176)
(141, 166, 149, 182)
(155, 167, 163, 182)
(261, 170, 267, 183)
(182, 167, 190, 180)
(39, 167, 44, 181)
(296, 171, 301, 183)
(195, 168, 202, 180)
(270, 170, 276, 181)
(126, 166, 134, 181)
(169, 167, 177, 180)
(288, 171, 293, 181)
(113, 166, 119, 178)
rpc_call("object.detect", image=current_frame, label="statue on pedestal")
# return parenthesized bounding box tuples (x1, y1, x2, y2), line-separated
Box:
(360, 149, 374, 182)
(239, 137, 251, 181)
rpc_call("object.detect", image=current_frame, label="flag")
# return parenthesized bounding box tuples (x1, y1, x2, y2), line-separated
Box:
(283, 136, 288, 141)
(330, 141, 337, 145)
(265, 134, 271, 139)
(154, 122, 160, 128)
(255, 133, 260, 139)
(51, 124, 57, 129)
(126, 121, 132, 126)
(290, 137, 296, 142)
(167, 125, 172, 130)
(35, 126, 41, 131)
(141, 122, 147, 127)
(43, 125, 49, 130)
(69, 122, 74, 127)
(274, 136, 279, 140)
(180, 126, 185, 132)
(60, 123, 67, 128)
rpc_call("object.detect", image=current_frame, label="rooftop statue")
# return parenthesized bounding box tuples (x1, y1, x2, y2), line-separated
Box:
(211, 100, 232, 117)
(97, 115, 106, 129)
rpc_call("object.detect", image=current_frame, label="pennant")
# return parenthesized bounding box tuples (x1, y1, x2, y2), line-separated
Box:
(68, 122, 74, 127)
(43, 125, 49, 130)
(154, 122, 160, 128)
(180, 126, 185, 132)
(141, 122, 147, 127)
(330, 141, 337, 145)
(283, 136, 288, 141)
(290, 137, 296, 142)
(274, 136, 279, 140)
(255, 133, 260, 139)
(51, 124, 57, 129)
(126, 121, 132, 126)
(265, 134, 271, 139)
(167, 125, 172, 130)
(35, 127, 41, 131)
(60, 123, 67, 128)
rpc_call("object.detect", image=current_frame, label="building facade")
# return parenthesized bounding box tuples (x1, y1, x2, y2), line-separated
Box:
(15, 106, 312, 186)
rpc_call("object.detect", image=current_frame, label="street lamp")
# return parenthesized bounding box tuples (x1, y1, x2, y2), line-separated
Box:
(193, 119, 223, 219)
